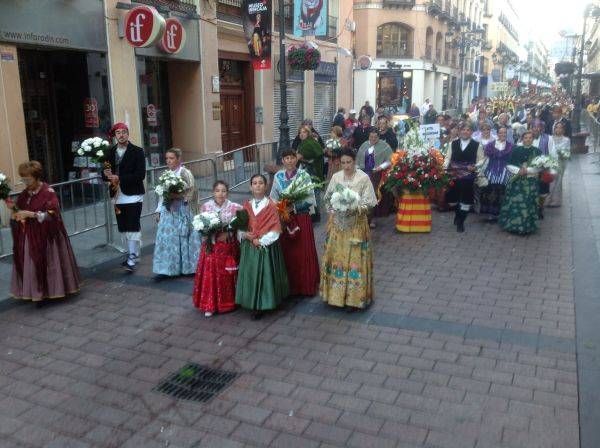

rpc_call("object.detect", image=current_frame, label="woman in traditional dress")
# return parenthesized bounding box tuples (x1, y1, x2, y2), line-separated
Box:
(270, 150, 320, 296)
(192, 181, 242, 317)
(236, 174, 289, 319)
(324, 126, 344, 180)
(321, 149, 377, 311)
(10, 161, 81, 303)
(498, 131, 541, 235)
(297, 125, 325, 222)
(546, 122, 570, 207)
(477, 127, 513, 221)
(152, 148, 200, 280)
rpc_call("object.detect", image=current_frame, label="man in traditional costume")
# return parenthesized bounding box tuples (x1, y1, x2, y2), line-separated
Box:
(546, 105, 572, 138)
(444, 122, 484, 232)
(102, 122, 146, 272)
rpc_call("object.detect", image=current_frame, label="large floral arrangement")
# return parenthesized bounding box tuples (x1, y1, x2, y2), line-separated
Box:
(76, 137, 110, 163)
(288, 45, 321, 71)
(276, 175, 319, 222)
(383, 125, 450, 194)
(325, 138, 342, 158)
(325, 183, 364, 231)
(155, 171, 185, 209)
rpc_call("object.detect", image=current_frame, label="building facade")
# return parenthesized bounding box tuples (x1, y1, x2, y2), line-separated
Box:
(0, 0, 354, 184)
(352, 0, 485, 115)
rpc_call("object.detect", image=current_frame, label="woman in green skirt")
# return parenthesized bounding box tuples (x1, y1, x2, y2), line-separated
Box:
(498, 131, 541, 235)
(235, 174, 289, 319)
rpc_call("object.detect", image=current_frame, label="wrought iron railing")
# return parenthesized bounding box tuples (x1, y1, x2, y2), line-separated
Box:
(135, 0, 198, 14)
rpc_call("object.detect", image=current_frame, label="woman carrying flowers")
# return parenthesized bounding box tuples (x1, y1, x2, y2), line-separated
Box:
(270, 149, 320, 296)
(546, 122, 570, 207)
(498, 131, 542, 235)
(236, 174, 289, 319)
(192, 181, 243, 317)
(152, 148, 200, 280)
(321, 149, 377, 311)
(10, 161, 81, 303)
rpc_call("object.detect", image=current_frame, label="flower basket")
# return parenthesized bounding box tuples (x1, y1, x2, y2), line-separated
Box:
(464, 73, 477, 83)
(288, 45, 321, 71)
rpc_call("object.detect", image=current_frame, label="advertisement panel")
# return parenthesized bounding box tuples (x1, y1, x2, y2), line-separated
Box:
(242, 0, 272, 70)
(293, 0, 328, 37)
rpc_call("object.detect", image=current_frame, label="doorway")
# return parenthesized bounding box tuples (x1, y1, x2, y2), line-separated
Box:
(218, 56, 255, 152)
(18, 49, 111, 183)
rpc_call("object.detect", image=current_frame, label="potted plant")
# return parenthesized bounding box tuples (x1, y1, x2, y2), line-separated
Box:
(288, 45, 321, 71)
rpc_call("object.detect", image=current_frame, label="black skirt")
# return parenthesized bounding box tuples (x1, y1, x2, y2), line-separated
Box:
(116, 203, 143, 232)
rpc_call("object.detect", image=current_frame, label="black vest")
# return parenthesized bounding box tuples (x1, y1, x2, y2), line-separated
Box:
(450, 139, 479, 164)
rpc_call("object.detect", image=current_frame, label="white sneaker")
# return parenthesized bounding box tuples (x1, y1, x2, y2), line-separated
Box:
(204, 312, 213, 318)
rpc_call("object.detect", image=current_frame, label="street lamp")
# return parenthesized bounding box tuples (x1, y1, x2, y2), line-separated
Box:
(573, 3, 600, 133)
(277, 0, 290, 154)
(446, 23, 484, 114)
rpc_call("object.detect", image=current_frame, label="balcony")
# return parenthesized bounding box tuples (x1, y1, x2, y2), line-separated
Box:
(135, 0, 198, 14)
(427, 0, 443, 15)
(381, 0, 415, 8)
(217, 0, 241, 22)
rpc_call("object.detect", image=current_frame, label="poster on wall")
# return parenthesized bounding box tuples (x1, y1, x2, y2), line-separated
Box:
(242, 0, 272, 70)
(293, 0, 328, 37)
(84, 98, 99, 128)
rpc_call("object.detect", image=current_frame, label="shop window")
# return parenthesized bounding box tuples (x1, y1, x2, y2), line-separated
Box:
(137, 57, 173, 167)
(376, 71, 412, 113)
(376, 23, 413, 59)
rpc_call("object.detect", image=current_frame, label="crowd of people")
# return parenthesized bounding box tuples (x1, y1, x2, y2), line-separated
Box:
(5, 91, 574, 319)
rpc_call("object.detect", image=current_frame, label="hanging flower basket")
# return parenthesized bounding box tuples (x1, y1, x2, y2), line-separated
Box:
(287, 45, 321, 71)
(464, 73, 477, 83)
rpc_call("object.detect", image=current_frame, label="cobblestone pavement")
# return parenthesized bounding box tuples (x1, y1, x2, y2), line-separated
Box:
(0, 166, 580, 447)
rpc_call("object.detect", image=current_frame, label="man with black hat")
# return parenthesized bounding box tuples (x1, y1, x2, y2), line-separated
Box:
(102, 122, 146, 272)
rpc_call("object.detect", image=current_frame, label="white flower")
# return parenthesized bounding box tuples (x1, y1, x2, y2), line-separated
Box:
(96, 150, 104, 157)
(155, 185, 164, 196)
(102, 140, 109, 147)
(77, 149, 85, 156)
(83, 145, 91, 152)
(93, 141, 101, 148)
(0, 173, 6, 182)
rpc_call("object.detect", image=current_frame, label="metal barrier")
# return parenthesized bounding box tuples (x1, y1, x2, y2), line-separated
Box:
(0, 141, 278, 259)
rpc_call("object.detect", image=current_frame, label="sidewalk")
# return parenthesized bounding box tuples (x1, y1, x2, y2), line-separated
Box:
(0, 157, 592, 447)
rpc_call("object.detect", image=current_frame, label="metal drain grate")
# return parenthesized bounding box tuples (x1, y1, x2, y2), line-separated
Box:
(153, 363, 238, 403)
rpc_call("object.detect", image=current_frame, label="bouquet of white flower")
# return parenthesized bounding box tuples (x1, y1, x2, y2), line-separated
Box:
(557, 148, 571, 160)
(0, 172, 10, 200)
(76, 137, 110, 163)
(328, 184, 361, 213)
(155, 170, 186, 209)
(325, 138, 342, 157)
(192, 210, 226, 252)
(530, 155, 559, 171)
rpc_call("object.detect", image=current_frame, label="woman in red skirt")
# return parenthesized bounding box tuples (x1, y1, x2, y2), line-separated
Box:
(192, 181, 242, 317)
(269, 149, 320, 296)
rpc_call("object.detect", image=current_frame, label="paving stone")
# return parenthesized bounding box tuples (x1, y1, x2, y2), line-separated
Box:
(303, 421, 352, 445)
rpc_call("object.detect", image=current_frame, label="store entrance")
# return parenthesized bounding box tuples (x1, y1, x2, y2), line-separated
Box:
(18, 49, 111, 183)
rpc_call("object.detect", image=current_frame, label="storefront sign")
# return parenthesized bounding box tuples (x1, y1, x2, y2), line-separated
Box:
(242, 0, 272, 70)
(146, 104, 158, 126)
(419, 124, 441, 148)
(159, 18, 186, 54)
(294, 0, 328, 37)
(83, 98, 99, 128)
(0, 0, 107, 52)
(124, 5, 165, 48)
(357, 55, 372, 70)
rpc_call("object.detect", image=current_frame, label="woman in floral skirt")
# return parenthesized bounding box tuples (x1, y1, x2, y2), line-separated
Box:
(320, 149, 377, 310)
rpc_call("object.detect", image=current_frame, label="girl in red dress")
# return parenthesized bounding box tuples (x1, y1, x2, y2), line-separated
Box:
(192, 181, 242, 317)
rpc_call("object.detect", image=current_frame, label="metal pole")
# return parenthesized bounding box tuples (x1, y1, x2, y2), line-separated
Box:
(457, 37, 466, 114)
(574, 7, 589, 134)
(277, 0, 290, 155)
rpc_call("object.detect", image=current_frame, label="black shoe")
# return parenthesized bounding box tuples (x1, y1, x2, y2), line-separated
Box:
(251, 311, 264, 320)
(456, 210, 466, 232)
(124, 262, 136, 273)
(345, 306, 356, 313)
(153, 274, 168, 282)
(457, 221, 465, 233)
(538, 209, 544, 220)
